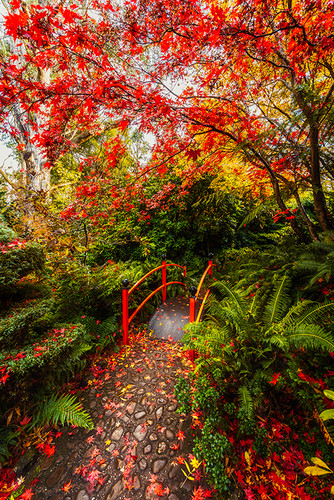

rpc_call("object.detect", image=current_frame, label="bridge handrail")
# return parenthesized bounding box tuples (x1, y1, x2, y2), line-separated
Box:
(128, 265, 164, 294)
(196, 289, 211, 324)
(189, 254, 218, 324)
(195, 263, 217, 299)
(129, 263, 185, 295)
(122, 255, 219, 344)
(129, 281, 186, 324)
(122, 259, 186, 344)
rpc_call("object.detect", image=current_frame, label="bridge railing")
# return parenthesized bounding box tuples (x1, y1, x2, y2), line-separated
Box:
(122, 255, 187, 344)
(189, 253, 217, 324)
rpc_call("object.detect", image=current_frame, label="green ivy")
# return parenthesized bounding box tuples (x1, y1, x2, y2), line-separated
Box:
(193, 418, 231, 493)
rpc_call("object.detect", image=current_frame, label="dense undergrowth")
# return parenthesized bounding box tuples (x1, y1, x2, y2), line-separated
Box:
(0, 218, 194, 468)
(1, 208, 334, 499)
(176, 239, 334, 499)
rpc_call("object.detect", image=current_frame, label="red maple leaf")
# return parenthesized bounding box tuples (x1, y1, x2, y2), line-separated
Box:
(184, 149, 202, 161)
(5, 12, 29, 39)
(19, 415, 32, 426)
(9, 0, 21, 9)
(43, 444, 55, 458)
(154, 483, 169, 496)
(62, 480, 73, 492)
(177, 430, 185, 441)
(0, 372, 10, 385)
(191, 486, 212, 500)
(87, 468, 101, 485)
(19, 488, 34, 500)
(269, 373, 281, 385)
(193, 468, 202, 481)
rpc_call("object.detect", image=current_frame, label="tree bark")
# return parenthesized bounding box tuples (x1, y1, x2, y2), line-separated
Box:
(270, 174, 309, 243)
(309, 124, 334, 232)
(291, 185, 319, 241)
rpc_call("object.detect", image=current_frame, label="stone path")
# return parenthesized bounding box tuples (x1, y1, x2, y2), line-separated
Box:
(17, 333, 217, 499)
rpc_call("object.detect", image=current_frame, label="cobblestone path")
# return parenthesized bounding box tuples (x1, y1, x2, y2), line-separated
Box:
(20, 334, 216, 500)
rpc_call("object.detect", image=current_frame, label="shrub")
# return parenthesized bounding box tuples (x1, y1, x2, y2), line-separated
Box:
(177, 274, 334, 494)
(0, 298, 55, 348)
(0, 323, 87, 400)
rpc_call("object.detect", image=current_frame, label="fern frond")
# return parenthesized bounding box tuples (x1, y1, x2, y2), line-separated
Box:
(263, 275, 291, 327)
(183, 321, 232, 358)
(206, 299, 249, 338)
(279, 300, 315, 327)
(35, 393, 94, 429)
(238, 385, 254, 419)
(309, 257, 334, 284)
(204, 326, 234, 357)
(295, 302, 334, 327)
(211, 281, 247, 316)
(237, 198, 273, 230)
(287, 325, 334, 352)
(293, 260, 321, 277)
(267, 334, 290, 351)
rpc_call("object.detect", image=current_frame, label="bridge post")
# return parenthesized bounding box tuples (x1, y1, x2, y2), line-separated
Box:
(208, 253, 214, 277)
(183, 261, 187, 280)
(189, 285, 197, 323)
(122, 279, 130, 345)
(162, 254, 167, 302)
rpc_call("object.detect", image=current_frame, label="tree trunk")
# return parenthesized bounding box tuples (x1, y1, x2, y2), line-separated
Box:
(309, 124, 334, 232)
(291, 185, 319, 242)
(270, 174, 309, 243)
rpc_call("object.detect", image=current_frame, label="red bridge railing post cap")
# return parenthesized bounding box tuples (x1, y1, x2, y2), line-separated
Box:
(122, 278, 130, 289)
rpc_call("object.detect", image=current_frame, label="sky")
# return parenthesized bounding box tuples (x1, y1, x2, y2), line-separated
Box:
(0, 143, 17, 172)
(0, 2, 16, 172)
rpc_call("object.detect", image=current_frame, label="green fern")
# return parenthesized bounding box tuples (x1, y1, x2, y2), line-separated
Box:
(286, 324, 334, 352)
(34, 393, 94, 429)
(293, 235, 334, 288)
(211, 281, 248, 316)
(294, 301, 334, 327)
(237, 197, 273, 230)
(263, 275, 291, 328)
(60, 343, 92, 379)
(238, 385, 254, 420)
(75, 315, 117, 348)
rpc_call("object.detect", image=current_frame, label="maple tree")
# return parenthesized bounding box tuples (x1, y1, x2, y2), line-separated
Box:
(119, 0, 334, 240)
(0, 0, 333, 244)
(0, 0, 132, 221)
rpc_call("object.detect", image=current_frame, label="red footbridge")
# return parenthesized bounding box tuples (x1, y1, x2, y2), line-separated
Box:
(121, 254, 217, 344)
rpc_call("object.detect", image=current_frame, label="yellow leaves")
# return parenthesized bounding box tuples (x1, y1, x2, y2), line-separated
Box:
(304, 466, 332, 476)
(6, 408, 19, 426)
(181, 456, 202, 481)
(118, 383, 134, 401)
(182, 460, 194, 479)
(117, 384, 133, 396)
(105, 439, 111, 446)
(304, 457, 333, 477)
(190, 456, 202, 470)
(245, 450, 251, 467)
(74, 245, 88, 253)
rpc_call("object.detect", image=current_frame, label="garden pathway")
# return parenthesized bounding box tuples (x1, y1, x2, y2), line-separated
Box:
(16, 332, 217, 500)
